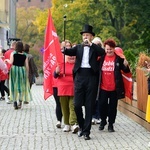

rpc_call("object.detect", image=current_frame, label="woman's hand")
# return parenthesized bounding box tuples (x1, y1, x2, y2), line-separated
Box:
(4, 59, 10, 64)
(123, 59, 128, 67)
(56, 66, 60, 75)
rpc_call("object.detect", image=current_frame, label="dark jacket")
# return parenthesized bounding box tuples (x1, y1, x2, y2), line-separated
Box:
(99, 54, 131, 99)
(63, 43, 105, 75)
(28, 54, 39, 85)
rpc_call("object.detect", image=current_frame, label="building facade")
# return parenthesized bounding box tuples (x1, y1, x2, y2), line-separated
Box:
(16, 0, 51, 9)
(0, 0, 16, 49)
(0, 0, 51, 49)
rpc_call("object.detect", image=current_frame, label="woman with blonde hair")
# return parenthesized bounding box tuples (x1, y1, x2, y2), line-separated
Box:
(92, 37, 104, 48)
(91, 37, 104, 125)
(54, 40, 78, 133)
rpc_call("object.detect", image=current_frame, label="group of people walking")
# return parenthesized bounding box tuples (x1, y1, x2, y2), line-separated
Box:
(53, 24, 131, 140)
(0, 23, 131, 141)
(0, 41, 39, 109)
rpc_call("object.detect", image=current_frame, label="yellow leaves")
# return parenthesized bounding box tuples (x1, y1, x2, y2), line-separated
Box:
(16, 7, 44, 42)
(33, 9, 48, 34)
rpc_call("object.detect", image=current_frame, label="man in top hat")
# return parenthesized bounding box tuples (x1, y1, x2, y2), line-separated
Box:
(62, 24, 105, 140)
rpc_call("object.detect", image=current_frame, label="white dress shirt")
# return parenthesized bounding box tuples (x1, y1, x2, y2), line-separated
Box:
(81, 46, 91, 68)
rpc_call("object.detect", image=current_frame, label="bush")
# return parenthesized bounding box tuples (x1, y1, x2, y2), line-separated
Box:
(124, 49, 137, 80)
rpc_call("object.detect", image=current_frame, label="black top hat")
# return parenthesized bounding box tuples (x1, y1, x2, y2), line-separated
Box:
(80, 24, 95, 36)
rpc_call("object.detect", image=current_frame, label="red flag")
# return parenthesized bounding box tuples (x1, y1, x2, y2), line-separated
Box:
(122, 72, 133, 100)
(43, 9, 63, 100)
(115, 47, 133, 100)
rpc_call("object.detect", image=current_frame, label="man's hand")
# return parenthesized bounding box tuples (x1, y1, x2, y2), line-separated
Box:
(83, 39, 92, 46)
(61, 41, 66, 52)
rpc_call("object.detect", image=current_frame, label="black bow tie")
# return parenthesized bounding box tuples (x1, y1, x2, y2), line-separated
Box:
(84, 45, 90, 47)
(82, 43, 90, 47)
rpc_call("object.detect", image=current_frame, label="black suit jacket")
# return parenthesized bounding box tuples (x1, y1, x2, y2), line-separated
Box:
(64, 43, 105, 74)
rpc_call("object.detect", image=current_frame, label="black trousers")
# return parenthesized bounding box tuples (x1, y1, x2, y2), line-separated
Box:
(0, 80, 9, 97)
(98, 89, 118, 124)
(53, 87, 62, 122)
(92, 100, 100, 119)
(74, 69, 98, 136)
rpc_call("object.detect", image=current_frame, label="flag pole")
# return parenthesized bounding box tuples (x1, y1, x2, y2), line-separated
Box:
(63, 15, 66, 77)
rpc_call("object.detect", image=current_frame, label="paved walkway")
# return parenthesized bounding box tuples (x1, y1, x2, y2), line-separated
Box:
(0, 85, 150, 150)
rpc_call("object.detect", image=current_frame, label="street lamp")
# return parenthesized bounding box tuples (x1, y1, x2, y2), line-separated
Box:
(63, 15, 67, 76)
(63, 15, 67, 41)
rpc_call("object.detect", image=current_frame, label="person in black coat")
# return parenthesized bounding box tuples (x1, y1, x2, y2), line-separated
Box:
(62, 24, 105, 140)
(98, 39, 130, 132)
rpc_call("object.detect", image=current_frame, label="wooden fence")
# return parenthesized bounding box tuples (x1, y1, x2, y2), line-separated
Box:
(118, 68, 150, 131)
(136, 68, 148, 112)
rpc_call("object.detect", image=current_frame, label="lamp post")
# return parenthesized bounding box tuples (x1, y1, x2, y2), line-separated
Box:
(63, 15, 67, 41)
(63, 15, 67, 76)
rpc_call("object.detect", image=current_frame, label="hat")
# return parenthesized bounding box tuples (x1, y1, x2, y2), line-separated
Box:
(80, 24, 95, 36)
(115, 47, 125, 58)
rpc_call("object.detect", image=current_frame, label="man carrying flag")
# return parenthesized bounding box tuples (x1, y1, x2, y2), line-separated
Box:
(43, 9, 63, 100)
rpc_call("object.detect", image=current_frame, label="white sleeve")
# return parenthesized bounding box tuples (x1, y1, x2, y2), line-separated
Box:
(0, 58, 8, 74)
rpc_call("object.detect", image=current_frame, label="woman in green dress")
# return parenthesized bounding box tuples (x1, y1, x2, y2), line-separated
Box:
(5, 41, 32, 109)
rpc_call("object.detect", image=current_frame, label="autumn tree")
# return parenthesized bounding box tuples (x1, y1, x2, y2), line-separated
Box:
(20, 0, 150, 75)
(16, 7, 44, 72)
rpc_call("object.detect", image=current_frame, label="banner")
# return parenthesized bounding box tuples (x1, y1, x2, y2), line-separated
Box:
(43, 9, 63, 100)
(115, 47, 133, 100)
(122, 72, 133, 100)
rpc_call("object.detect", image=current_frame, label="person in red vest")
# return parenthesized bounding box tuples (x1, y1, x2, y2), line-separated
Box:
(52, 76, 62, 128)
(0, 58, 8, 73)
(0, 49, 9, 101)
(4, 41, 16, 104)
(54, 40, 78, 134)
(4, 41, 16, 71)
(52, 42, 64, 129)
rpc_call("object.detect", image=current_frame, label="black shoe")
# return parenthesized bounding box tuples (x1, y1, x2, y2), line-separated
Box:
(14, 101, 18, 110)
(78, 130, 83, 137)
(24, 101, 29, 104)
(99, 121, 107, 130)
(0, 97, 5, 100)
(108, 124, 115, 132)
(18, 100, 22, 109)
(84, 135, 91, 140)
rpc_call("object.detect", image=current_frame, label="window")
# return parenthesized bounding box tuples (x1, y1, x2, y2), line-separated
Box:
(41, 0, 44, 2)
(28, 0, 31, 2)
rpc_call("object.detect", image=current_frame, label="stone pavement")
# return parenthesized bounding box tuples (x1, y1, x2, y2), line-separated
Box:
(0, 85, 150, 150)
